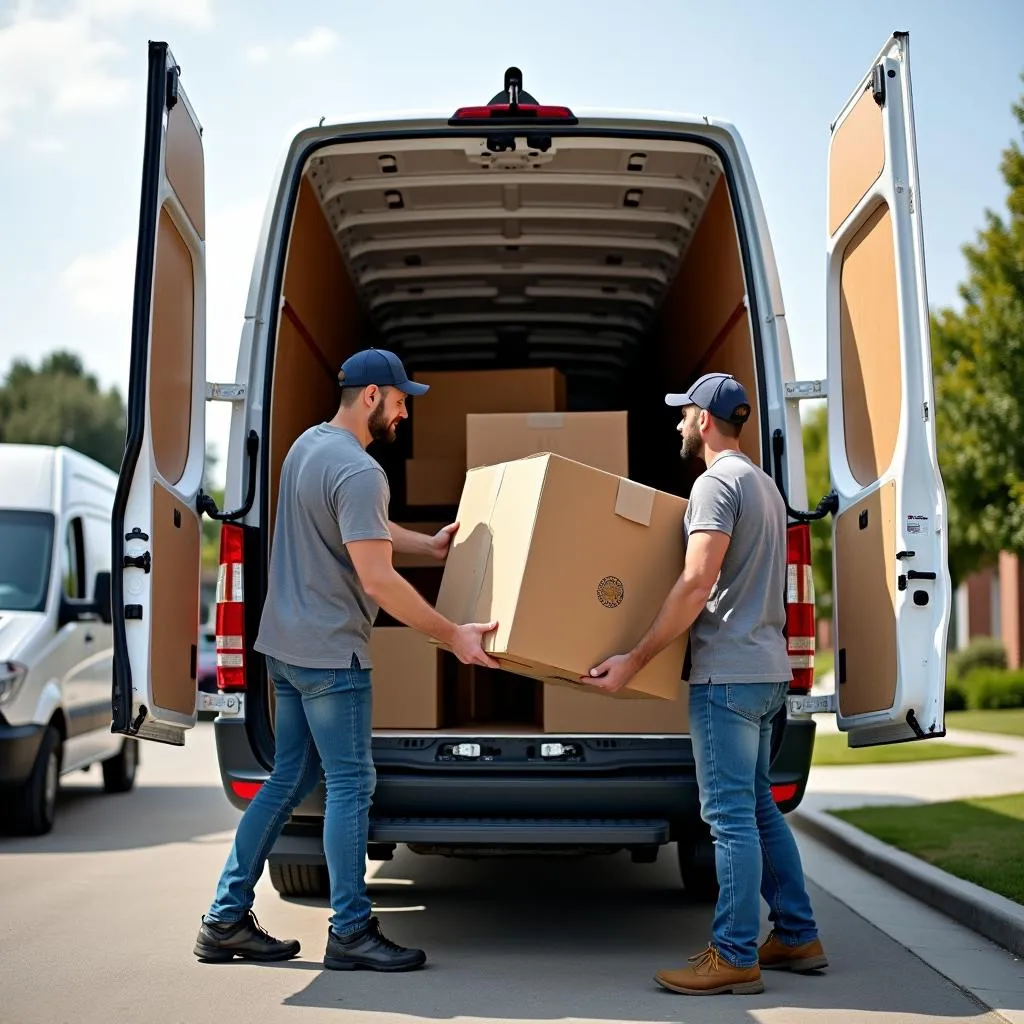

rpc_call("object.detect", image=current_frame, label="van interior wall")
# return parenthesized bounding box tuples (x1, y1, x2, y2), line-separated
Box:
(629, 178, 760, 500)
(268, 177, 371, 534)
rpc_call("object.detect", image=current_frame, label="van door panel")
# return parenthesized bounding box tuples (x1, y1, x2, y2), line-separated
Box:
(150, 484, 200, 716)
(151, 210, 197, 486)
(111, 41, 206, 746)
(839, 204, 903, 487)
(826, 32, 951, 748)
(834, 482, 898, 716)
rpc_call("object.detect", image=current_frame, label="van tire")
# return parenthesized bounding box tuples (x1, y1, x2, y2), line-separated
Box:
(677, 828, 719, 903)
(102, 740, 139, 794)
(269, 862, 330, 899)
(10, 726, 61, 836)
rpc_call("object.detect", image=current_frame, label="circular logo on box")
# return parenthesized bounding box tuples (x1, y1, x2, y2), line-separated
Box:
(597, 576, 625, 609)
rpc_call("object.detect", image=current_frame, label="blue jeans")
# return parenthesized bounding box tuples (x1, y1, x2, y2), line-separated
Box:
(689, 680, 819, 968)
(207, 655, 375, 937)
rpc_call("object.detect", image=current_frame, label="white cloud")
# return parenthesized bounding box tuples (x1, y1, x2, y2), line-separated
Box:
(62, 235, 137, 320)
(289, 26, 338, 57)
(0, 1, 213, 140)
(245, 43, 270, 64)
(27, 137, 68, 155)
(74, 0, 214, 29)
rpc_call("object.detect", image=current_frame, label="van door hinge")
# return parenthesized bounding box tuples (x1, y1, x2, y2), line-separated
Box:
(123, 552, 151, 574)
(206, 382, 246, 402)
(784, 380, 828, 401)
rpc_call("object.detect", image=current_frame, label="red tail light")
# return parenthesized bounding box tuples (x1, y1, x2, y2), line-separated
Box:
(231, 780, 262, 801)
(451, 103, 576, 121)
(771, 783, 798, 804)
(785, 523, 816, 694)
(216, 524, 247, 691)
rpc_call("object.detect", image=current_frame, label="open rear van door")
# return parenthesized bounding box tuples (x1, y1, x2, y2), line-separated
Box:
(111, 42, 206, 746)
(825, 32, 951, 748)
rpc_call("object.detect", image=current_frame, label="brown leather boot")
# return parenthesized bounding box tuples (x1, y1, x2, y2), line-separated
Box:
(655, 945, 765, 996)
(758, 931, 829, 972)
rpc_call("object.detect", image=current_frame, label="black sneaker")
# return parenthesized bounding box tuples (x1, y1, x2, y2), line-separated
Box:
(324, 916, 427, 972)
(194, 911, 301, 963)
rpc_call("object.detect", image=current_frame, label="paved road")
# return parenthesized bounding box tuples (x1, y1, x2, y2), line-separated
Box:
(0, 723, 1011, 1024)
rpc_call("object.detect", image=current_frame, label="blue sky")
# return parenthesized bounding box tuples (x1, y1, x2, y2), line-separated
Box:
(1, 0, 1021, 484)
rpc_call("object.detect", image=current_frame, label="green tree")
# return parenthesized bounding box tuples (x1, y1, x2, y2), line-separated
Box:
(201, 444, 223, 574)
(802, 404, 833, 618)
(931, 78, 1024, 585)
(0, 351, 127, 472)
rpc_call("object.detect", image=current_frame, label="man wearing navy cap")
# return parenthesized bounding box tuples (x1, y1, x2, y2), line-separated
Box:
(583, 372, 824, 996)
(196, 348, 498, 973)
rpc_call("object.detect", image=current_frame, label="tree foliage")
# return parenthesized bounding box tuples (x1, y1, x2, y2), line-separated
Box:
(801, 404, 833, 616)
(930, 78, 1024, 583)
(0, 351, 127, 472)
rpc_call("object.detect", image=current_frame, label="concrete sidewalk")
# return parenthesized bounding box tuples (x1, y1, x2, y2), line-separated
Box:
(794, 680, 1024, 959)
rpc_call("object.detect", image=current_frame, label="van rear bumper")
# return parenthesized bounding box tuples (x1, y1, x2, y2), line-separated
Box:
(0, 716, 45, 785)
(213, 715, 816, 826)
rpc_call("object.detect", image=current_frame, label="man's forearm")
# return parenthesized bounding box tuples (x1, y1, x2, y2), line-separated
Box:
(629, 576, 709, 672)
(387, 521, 432, 556)
(370, 569, 457, 645)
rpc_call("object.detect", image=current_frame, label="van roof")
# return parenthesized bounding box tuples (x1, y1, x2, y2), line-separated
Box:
(0, 443, 118, 512)
(276, 114, 748, 384)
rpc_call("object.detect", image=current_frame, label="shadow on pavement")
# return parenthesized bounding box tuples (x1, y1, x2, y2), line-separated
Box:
(272, 847, 996, 1022)
(0, 781, 239, 853)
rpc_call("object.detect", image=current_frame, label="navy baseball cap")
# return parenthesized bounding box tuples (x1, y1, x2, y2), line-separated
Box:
(665, 372, 751, 425)
(337, 348, 429, 396)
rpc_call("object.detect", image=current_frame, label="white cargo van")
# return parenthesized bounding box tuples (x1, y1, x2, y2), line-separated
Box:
(111, 33, 950, 899)
(0, 444, 137, 835)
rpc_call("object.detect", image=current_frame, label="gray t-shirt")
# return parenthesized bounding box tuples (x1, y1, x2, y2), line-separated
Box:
(683, 451, 792, 685)
(254, 424, 391, 670)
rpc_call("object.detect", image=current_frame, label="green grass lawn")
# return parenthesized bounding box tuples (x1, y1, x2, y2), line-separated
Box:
(946, 708, 1024, 737)
(834, 794, 1024, 905)
(814, 648, 834, 681)
(811, 732, 999, 766)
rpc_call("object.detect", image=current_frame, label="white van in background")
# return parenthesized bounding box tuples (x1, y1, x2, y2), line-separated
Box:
(0, 444, 138, 835)
(110, 33, 950, 897)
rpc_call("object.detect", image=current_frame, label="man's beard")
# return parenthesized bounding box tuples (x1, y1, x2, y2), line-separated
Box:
(680, 426, 703, 461)
(368, 403, 398, 444)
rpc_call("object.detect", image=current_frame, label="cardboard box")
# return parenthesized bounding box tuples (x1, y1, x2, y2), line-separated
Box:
(411, 368, 566, 461)
(391, 522, 447, 568)
(435, 453, 688, 700)
(406, 457, 465, 506)
(369, 627, 443, 729)
(466, 411, 629, 476)
(543, 682, 689, 733)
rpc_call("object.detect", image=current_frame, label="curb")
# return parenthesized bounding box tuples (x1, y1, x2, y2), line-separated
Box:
(792, 806, 1024, 958)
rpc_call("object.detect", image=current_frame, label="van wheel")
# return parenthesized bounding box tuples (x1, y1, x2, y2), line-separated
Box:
(102, 740, 139, 794)
(269, 862, 330, 899)
(677, 827, 719, 903)
(10, 726, 61, 836)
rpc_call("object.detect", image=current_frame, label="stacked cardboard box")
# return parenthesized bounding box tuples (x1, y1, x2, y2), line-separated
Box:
(435, 453, 688, 702)
(369, 627, 444, 729)
(405, 368, 567, 506)
(466, 411, 628, 476)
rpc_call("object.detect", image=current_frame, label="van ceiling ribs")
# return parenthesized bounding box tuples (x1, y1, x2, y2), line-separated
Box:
(306, 136, 722, 388)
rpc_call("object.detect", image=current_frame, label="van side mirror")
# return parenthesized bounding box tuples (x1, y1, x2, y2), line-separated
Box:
(94, 571, 112, 625)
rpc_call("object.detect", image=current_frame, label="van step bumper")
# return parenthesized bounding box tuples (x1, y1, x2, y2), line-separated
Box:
(270, 817, 672, 864)
(370, 816, 671, 846)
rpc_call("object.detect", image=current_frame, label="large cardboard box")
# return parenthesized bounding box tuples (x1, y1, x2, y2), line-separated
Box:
(369, 627, 443, 729)
(405, 458, 464, 506)
(466, 411, 629, 476)
(543, 683, 689, 733)
(411, 368, 566, 461)
(435, 453, 688, 700)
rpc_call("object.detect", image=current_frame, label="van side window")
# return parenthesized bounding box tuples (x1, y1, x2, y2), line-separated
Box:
(62, 517, 87, 601)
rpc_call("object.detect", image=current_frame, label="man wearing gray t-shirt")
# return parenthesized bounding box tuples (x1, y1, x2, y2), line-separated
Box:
(583, 372, 824, 997)
(196, 348, 498, 973)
